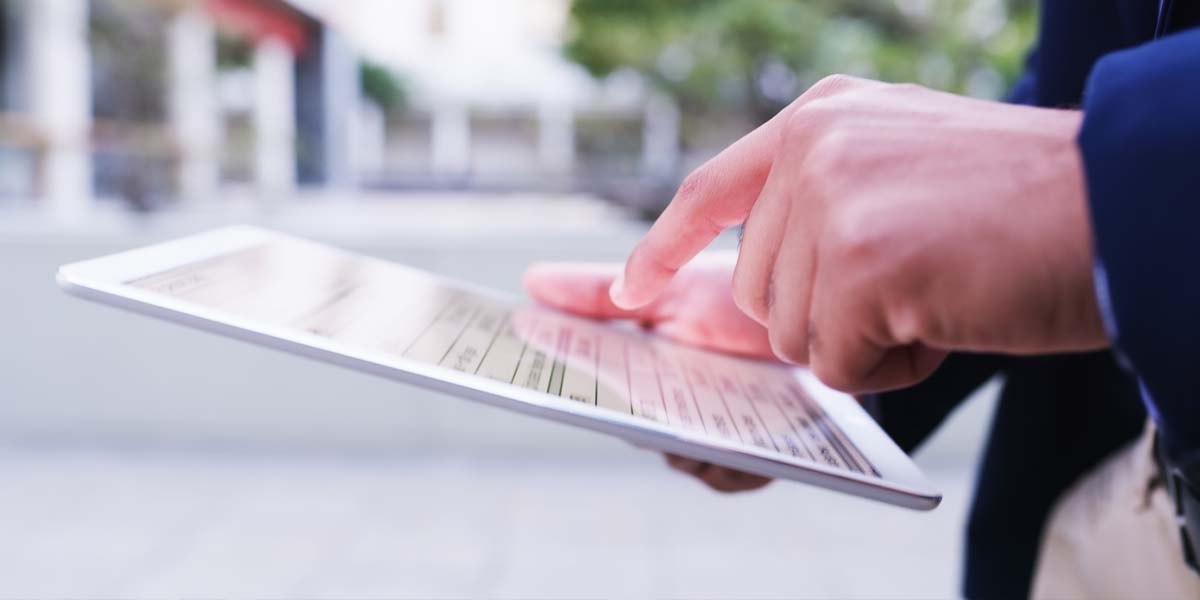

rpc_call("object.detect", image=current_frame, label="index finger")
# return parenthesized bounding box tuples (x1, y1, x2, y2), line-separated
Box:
(523, 262, 643, 320)
(610, 114, 787, 309)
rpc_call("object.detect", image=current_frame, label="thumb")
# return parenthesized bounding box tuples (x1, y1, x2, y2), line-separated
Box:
(523, 262, 645, 320)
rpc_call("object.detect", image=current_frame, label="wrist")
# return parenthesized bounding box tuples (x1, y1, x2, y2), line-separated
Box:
(1053, 111, 1110, 348)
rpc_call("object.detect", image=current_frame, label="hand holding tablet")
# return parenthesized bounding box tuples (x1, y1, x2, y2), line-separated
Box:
(57, 226, 940, 509)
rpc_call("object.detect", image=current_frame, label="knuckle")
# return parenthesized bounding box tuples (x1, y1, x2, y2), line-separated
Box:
(890, 81, 926, 95)
(675, 168, 713, 204)
(782, 95, 846, 144)
(823, 206, 887, 268)
(786, 96, 840, 131)
(730, 282, 754, 317)
(730, 262, 767, 321)
(886, 296, 936, 345)
(802, 126, 856, 180)
(767, 318, 809, 364)
(809, 73, 863, 97)
(672, 169, 729, 237)
(779, 108, 819, 149)
(814, 126, 855, 159)
(810, 353, 856, 392)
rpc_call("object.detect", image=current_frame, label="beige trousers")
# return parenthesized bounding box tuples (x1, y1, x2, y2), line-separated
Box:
(1032, 422, 1200, 599)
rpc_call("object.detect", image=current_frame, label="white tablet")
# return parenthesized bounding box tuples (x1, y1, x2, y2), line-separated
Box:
(57, 226, 940, 510)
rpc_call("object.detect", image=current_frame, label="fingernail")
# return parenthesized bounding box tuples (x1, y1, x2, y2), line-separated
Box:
(609, 274, 628, 306)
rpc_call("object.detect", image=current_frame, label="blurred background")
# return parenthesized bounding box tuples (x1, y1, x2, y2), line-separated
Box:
(0, 0, 1031, 597)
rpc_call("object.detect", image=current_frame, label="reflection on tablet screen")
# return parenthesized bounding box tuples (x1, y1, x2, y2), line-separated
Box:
(128, 237, 877, 477)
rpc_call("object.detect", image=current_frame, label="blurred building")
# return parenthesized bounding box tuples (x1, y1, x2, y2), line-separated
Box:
(0, 0, 684, 217)
(0, 0, 358, 216)
(308, 0, 681, 200)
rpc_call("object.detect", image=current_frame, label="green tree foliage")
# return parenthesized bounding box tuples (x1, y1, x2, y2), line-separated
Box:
(565, 0, 1037, 124)
(360, 61, 408, 114)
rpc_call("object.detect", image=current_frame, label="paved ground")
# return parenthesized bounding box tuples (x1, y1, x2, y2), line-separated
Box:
(0, 442, 982, 599)
(0, 374, 997, 599)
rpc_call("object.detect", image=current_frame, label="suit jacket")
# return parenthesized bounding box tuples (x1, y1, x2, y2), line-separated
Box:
(873, 2, 1200, 596)
(1072, 0, 1200, 459)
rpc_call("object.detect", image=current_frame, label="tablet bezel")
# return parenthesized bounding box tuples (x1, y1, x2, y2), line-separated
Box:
(57, 225, 941, 510)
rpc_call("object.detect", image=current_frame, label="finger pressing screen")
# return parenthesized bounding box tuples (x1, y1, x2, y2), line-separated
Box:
(523, 262, 639, 320)
(611, 113, 789, 310)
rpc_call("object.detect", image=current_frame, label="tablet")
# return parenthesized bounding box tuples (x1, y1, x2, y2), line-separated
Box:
(57, 226, 940, 510)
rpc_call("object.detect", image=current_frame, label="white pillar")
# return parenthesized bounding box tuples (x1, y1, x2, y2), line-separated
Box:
(3, 1, 28, 111)
(321, 27, 356, 189)
(169, 6, 220, 203)
(350, 99, 386, 182)
(253, 38, 296, 200)
(431, 103, 470, 177)
(641, 92, 680, 179)
(537, 102, 574, 175)
(27, 0, 92, 217)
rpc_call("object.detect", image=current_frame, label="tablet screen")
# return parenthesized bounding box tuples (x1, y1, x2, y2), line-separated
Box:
(127, 236, 877, 477)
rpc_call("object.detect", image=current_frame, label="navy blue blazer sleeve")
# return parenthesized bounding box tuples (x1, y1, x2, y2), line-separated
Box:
(1078, 29, 1200, 455)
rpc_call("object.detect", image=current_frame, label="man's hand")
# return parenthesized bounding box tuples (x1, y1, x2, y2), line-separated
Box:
(610, 75, 1108, 394)
(663, 454, 772, 493)
(523, 256, 775, 493)
(523, 254, 774, 360)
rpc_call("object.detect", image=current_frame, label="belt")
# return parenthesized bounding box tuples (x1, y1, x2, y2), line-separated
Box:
(1154, 431, 1200, 575)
